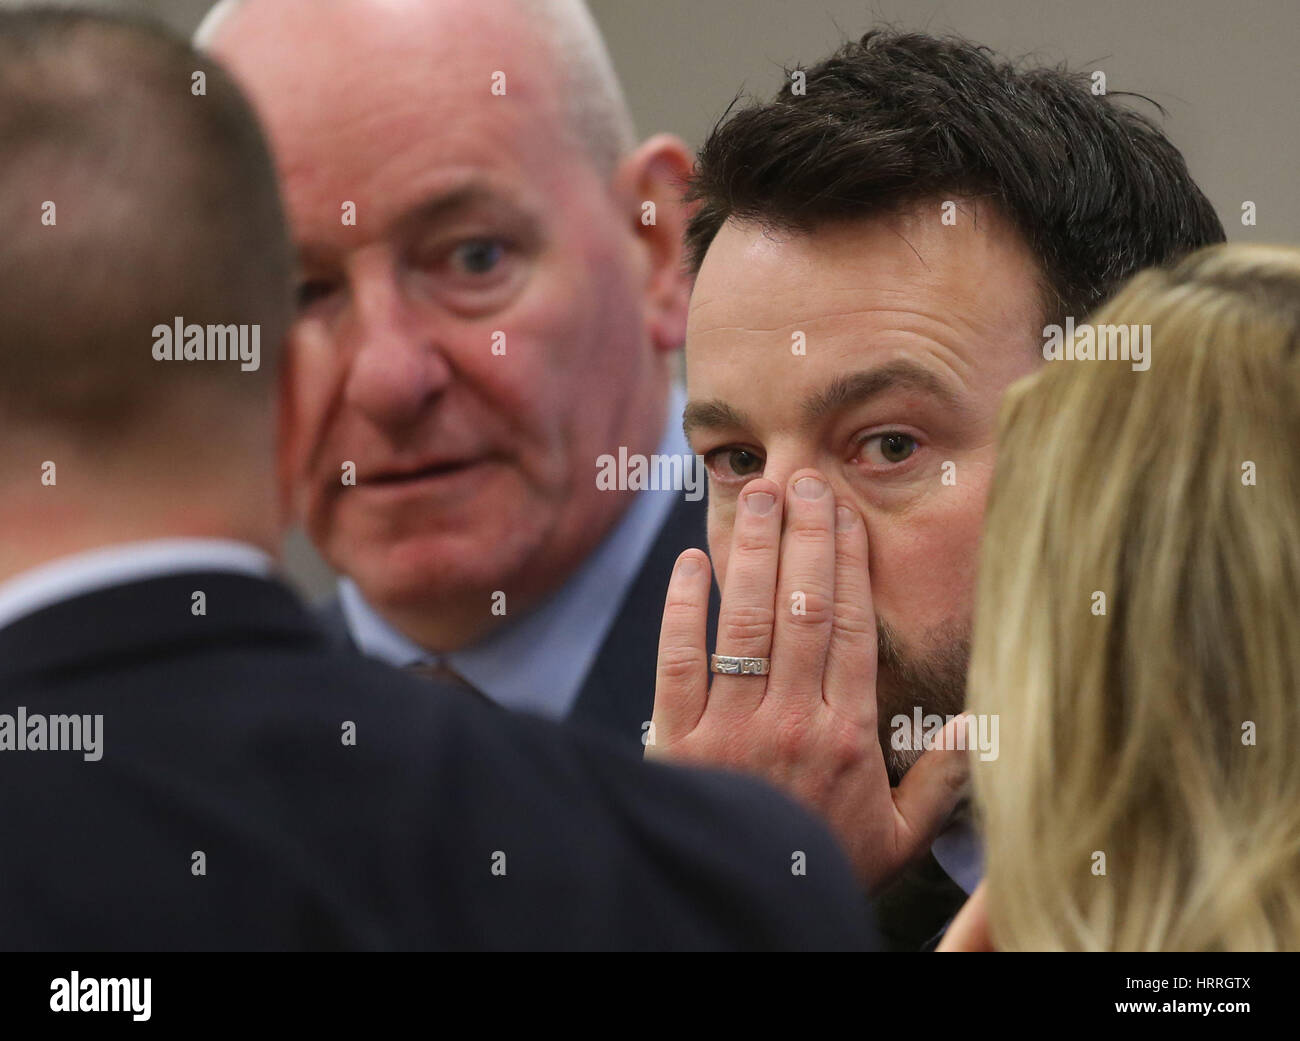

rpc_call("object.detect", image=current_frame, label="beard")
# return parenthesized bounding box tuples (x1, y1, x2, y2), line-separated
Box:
(875, 618, 970, 785)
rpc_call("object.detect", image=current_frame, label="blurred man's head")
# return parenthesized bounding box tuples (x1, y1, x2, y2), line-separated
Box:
(203, 0, 694, 650)
(681, 32, 1225, 778)
(0, 7, 293, 580)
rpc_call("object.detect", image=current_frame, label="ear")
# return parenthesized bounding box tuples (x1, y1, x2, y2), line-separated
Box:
(611, 133, 696, 356)
(936, 881, 996, 951)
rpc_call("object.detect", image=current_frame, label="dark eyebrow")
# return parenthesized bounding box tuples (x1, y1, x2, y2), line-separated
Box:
(682, 399, 753, 442)
(682, 360, 966, 443)
(801, 362, 966, 424)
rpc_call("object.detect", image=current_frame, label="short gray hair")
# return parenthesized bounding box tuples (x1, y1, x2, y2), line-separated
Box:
(513, 0, 636, 173)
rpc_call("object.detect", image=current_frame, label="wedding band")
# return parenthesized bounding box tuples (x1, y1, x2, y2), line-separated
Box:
(710, 654, 771, 676)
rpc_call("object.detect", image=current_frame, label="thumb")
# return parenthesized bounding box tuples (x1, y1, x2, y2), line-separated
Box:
(891, 713, 972, 856)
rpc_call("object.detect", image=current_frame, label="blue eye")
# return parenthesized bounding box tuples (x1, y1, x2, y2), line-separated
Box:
(451, 238, 505, 275)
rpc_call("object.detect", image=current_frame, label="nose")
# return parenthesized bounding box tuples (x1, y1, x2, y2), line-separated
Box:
(340, 254, 452, 428)
(761, 449, 852, 508)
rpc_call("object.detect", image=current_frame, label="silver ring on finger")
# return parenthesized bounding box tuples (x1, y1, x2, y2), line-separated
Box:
(709, 654, 771, 676)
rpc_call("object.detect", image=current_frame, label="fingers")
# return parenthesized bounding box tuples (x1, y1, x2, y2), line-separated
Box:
(823, 502, 877, 722)
(767, 471, 838, 707)
(651, 549, 713, 748)
(890, 714, 973, 858)
(709, 479, 783, 717)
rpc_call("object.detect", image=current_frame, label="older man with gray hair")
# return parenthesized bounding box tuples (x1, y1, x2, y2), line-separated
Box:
(199, 0, 707, 746)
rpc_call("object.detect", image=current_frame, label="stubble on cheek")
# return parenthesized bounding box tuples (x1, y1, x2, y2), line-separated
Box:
(876, 617, 971, 784)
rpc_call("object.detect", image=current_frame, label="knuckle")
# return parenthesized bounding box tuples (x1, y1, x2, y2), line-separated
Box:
(733, 527, 778, 555)
(830, 604, 875, 639)
(721, 603, 775, 644)
(788, 519, 835, 545)
(834, 534, 867, 563)
(772, 714, 814, 765)
(786, 586, 833, 626)
(825, 721, 867, 772)
(657, 645, 705, 682)
(663, 588, 705, 615)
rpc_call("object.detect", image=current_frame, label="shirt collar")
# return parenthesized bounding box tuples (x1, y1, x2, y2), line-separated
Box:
(930, 814, 984, 895)
(0, 538, 274, 633)
(339, 385, 691, 721)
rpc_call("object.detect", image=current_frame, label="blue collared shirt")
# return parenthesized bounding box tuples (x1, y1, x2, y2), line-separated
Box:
(925, 815, 984, 948)
(931, 816, 983, 895)
(339, 386, 691, 722)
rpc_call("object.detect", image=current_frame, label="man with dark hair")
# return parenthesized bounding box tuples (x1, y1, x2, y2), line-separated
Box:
(650, 31, 1225, 948)
(0, 7, 873, 951)
(685, 31, 1223, 323)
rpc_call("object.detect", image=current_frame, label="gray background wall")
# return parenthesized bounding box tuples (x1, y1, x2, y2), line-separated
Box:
(12, 0, 1296, 597)
(37, 0, 1300, 244)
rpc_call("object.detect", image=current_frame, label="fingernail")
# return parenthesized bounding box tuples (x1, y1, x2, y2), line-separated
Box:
(678, 555, 701, 576)
(794, 475, 826, 500)
(836, 506, 856, 531)
(745, 490, 775, 515)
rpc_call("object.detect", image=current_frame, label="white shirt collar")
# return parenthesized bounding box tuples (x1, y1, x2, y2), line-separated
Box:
(0, 538, 274, 633)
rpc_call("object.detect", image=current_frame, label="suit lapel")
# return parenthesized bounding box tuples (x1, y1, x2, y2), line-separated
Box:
(871, 850, 970, 951)
(568, 493, 718, 748)
(315, 594, 358, 652)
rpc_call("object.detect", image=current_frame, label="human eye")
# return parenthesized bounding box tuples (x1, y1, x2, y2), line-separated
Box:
(295, 276, 341, 312)
(702, 445, 765, 485)
(855, 431, 920, 468)
(447, 237, 508, 277)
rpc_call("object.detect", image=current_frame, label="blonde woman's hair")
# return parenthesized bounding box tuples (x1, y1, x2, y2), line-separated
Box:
(970, 243, 1300, 950)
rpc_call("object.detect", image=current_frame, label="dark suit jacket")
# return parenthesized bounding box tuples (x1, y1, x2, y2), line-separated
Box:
(872, 851, 970, 951)
(0, 570, 872, 951)
(319, 492, 718, 749)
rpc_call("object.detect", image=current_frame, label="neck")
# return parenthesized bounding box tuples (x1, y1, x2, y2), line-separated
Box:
(0, 479, 281, 586)
(375, 490, 642, 654)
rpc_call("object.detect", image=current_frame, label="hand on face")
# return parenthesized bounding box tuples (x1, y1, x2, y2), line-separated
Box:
(650, 467, 971, 891)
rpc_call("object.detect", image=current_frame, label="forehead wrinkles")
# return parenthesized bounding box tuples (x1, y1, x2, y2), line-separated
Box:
(690, 294, 992, 341)
(687, 297, 994, 394)
(691, 205, 1040, 328)
(275, 107, 546, 222)
(253, 89, 573, 245)
(685, 305, 987, 437)
(692, 240, 1008, 322)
